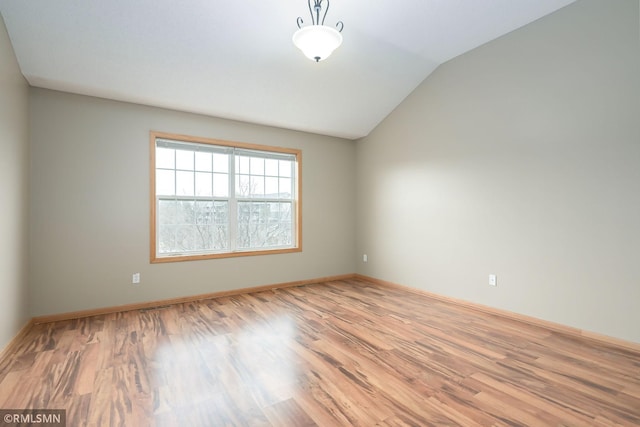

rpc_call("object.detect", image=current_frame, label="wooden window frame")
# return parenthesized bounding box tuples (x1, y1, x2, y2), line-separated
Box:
(150, 131, 302, 263)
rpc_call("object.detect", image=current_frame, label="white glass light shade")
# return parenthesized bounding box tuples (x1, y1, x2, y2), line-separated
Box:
(292, 25, 343, 62)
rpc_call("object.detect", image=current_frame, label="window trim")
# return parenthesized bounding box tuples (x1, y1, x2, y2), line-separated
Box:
(150, 131, 302, 263)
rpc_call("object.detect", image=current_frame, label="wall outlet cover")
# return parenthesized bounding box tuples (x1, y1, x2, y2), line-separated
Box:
(489, 274, 497, 286)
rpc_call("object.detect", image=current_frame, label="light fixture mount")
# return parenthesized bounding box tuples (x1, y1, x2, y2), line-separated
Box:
(293, 0, 344, 63)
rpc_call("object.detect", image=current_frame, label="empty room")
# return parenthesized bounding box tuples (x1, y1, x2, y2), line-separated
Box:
(1, 0, 639, 425)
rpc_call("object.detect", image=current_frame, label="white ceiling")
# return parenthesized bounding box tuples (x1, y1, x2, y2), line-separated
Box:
(0, 0, 576, 140)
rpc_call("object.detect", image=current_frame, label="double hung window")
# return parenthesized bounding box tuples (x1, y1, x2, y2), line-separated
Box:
(150, 132, 301, 262)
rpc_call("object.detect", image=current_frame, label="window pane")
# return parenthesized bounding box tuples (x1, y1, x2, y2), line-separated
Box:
(195, 172, 212, 197)
(213, 201, 228, 224)
(210, 225, 229, 250)
(194, 201, 214, 226)
(206, 201, 229, 250)
(194, 226, 228, 250)
(250, 157, 264, 175)
(273, 202, 293, 246)
(265, 159, 278, 176)
(279, 178, 292, 199)
(279, 202, 292, 219)
(236, 175, 250, 197)
(176, 150, 194, 170)
(193, 201, 229, 251)
(156, 170, 175, 196)
(195, 152, 212, 172)
(265, 177, 278, 196)
(238, 202, 261, 248)
(176, 171, 194, 196)
(158, 225, 176, 253)
(237, 201, 292, 249)
(250, 176, 264, 198)
(158, 200, 176, 225)
(175, 225, 196, 252)
(156, 147, 175, 169)
(213, 173, 229, 198)
(176, 200, 195, 224)
(213, 153, 229, 173)
(238, 156, 250, 174)
(279, 160, 292, 177)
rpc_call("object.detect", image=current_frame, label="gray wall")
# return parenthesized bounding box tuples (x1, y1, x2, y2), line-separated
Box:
(0, 14, 30, 348)
(29, 89, 356, 316)
(356, 0, 640, 343)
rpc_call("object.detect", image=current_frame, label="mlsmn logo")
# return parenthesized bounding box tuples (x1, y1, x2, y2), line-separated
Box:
(0, 409, 66, 426)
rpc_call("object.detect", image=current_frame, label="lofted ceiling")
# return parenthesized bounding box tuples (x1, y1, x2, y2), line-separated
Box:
(0, 0, 576, 139)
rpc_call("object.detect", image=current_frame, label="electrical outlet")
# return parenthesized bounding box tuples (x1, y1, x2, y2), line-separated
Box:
(132, 273, 140, 284)
(489, 274, 497, 286)
(363, 254, 368, 263)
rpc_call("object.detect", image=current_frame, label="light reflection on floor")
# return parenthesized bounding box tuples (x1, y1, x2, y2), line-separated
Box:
(150, 310, 299, 423)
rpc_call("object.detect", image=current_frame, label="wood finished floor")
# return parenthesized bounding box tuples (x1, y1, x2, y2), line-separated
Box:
(0, 279, 639, 426)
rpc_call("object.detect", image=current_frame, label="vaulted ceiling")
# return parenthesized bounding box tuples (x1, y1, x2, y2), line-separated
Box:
(0, 0, 576, 139)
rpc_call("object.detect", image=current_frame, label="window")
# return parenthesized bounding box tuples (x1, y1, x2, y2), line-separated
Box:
(150, 131, 301, 262)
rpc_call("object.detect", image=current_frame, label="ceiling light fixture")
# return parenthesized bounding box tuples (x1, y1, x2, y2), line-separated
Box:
(293, 0, 344, 62)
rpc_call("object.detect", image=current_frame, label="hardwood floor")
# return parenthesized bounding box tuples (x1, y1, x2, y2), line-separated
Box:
(0, 278, 639, 426)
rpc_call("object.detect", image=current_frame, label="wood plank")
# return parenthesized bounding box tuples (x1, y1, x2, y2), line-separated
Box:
(0, 278, 638, 426)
